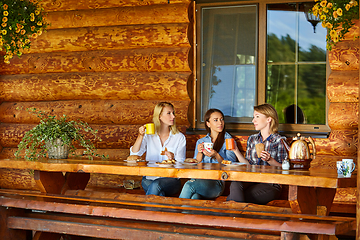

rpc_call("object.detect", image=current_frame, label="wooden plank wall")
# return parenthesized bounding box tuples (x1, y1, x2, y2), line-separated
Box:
(0, 0, 192, 189)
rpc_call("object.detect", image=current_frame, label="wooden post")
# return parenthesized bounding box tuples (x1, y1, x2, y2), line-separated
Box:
(0, 207, 30, 240)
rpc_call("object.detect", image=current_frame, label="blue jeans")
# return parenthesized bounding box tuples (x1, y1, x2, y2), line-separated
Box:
(179, 179, 224, 199)
(141, 177, 181, 196)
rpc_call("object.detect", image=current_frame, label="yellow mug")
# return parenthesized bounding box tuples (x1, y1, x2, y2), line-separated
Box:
(145, 123, 155, 135)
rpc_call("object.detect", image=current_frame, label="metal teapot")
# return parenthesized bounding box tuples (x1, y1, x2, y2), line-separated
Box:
(281, 133, 316, 169)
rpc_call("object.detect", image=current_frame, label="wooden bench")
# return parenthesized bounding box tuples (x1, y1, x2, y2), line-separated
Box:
(0, 188, 355, 240)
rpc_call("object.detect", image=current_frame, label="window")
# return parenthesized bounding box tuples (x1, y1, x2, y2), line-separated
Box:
(195, 0, 330, 135)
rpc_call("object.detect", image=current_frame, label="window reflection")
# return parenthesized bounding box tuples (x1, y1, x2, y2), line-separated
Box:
(201, 5, 257, 122)
(266, 2, 326, 125)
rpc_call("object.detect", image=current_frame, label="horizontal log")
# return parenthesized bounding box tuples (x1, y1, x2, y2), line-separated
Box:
(309, 154, 356, 171)
(28, 23, 190, 53)
(328, 102, 358, 130)
(0, 124, 188, 149)
(327, 70, 359, 103)
(0, 47, 191, 75)
(342, 20, 359, 41)
(315, 129, 358, 156)
(42, 0, 191, 12)
(329, 40, 359, 71)
(46, 3, 190, 30)
(0, 100, 190, 125)
(334, 187, 357, 203)
(0, 148, 130, 161)
(0, 72, 190, 102)
(0, 168, 39, 191)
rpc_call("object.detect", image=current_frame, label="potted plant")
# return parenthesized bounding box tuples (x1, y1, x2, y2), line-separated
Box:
(310, 0, 359, 50)
(15, 108, 106, 161)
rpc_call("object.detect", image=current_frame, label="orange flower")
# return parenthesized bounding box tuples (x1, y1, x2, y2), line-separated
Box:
(20, 29, 26, 35)
(2, 16, 7, 22)
(1, 22, 6, 28)
(31, 33, 38, 38)
(333, 10, 338, 18)
(320, 0, 327, 7)
(31, 26, 35, 31)
(3, 4, 8, 10)
(337, 8, 343, 16)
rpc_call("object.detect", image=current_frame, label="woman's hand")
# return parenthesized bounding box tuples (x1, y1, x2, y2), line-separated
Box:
(138, 125, 146, 136)
(202, 148, 218, 158)
(164, 151, 175, 160)
(197, 143, 205, 153)
(260, 151, 271, 162)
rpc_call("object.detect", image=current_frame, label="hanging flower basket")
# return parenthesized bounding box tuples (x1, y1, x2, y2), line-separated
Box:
(0, 0, 49, 64)
(310, 0, 359, 50)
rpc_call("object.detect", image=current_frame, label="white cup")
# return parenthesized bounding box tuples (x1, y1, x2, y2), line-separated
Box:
(336, 161, 344, 175)
(203, 142, 213, 152)
(342, 159, 355, 177)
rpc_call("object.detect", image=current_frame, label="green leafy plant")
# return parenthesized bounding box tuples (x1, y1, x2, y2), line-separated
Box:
(0, 0, 49, 64)
(15, 108, 107, 161)
(310, 0, 359, 50)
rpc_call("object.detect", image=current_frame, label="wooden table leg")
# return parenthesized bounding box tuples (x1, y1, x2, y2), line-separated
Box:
(288, 186, 336, 215)
(34, 171, 91, 195)
(34, 170, 66, 194)
(33, 231, 62, 240)
(288, 186, 336, 240)
(281, 232, 300, 240)
(33, 171, 90, 240)
(61, 172, 91, 194)
(0, 207, 31, 240)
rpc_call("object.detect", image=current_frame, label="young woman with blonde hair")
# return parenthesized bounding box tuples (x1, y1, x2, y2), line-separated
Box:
(227, 103, 287, 204)
(130, 102, 186, 196)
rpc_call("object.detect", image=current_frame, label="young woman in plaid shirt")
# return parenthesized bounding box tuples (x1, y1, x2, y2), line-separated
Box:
(226, 103, 288, 204)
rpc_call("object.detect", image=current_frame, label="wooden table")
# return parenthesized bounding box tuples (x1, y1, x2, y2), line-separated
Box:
(0, 158, 356, 216)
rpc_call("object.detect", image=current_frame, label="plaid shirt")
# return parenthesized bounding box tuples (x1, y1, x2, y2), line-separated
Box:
(246, 132, 288, 165)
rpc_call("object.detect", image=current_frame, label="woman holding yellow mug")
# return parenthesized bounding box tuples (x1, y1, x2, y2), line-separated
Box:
(130, 102, 186, 196)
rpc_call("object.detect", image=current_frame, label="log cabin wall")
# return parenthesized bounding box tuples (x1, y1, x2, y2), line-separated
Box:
(0, 0, 192, 189)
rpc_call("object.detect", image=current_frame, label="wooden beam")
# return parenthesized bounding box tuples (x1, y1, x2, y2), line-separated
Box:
(0, 100, 190, 125)
(29, 24, 190, 53)
(41, 0, 191, 12)
(0, 48, 192, 75)
(0, 72, 190, 102)
(45, 4, 190, 29)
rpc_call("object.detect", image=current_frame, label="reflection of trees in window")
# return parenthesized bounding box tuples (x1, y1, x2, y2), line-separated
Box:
(266, 33, 326, 125)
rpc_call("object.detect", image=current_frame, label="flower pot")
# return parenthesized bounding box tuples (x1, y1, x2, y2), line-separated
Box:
(45, 138, 70, 159)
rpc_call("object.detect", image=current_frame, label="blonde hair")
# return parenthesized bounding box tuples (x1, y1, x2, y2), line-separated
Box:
(254, 103, 279, 133)
(152, 102, 179, 135)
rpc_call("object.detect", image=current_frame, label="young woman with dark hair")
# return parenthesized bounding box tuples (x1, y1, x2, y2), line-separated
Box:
(179, 109, 248, 199)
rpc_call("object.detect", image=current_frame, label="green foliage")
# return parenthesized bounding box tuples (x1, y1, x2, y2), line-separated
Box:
(14, 108, 107, 161)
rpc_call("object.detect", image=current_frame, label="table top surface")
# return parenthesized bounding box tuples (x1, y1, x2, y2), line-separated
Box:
(0, 158, 356, 189)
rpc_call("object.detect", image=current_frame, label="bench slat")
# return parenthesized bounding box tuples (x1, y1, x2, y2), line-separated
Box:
(10, 214, 280, 240)
(0, 191, 355, 236)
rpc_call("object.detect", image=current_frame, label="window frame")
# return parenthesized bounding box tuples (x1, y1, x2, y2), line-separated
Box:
(192, 0, 330, 137)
